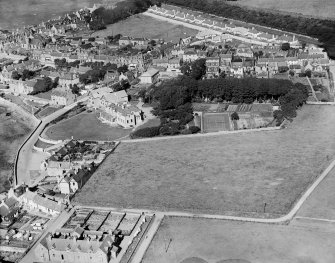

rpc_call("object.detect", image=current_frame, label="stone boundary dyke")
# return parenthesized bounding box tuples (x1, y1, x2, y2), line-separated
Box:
(38, 136, 62, 145)
(122, 123, 285, 143)
(32, 145, 44, 152)
(0, 97, 42, 186)
(14, 120, 42, 186)
(0, 246, 26, 253)
(306, 101, 335, 105)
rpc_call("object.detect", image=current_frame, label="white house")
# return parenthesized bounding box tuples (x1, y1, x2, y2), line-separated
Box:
(139, 68, 159, 84)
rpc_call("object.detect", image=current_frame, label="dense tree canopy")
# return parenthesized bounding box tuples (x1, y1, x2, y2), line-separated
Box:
(152, 75, 308, 127)
(92, 0, 158, 27)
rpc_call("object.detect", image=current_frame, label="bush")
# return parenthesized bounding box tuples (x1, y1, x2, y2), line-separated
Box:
(189, 126, 201, 134)
(181, 129, 192, 135)
(131, 126, 160, 138)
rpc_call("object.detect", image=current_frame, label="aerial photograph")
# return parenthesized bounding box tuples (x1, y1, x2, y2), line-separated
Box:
(0, 0, 334, 262)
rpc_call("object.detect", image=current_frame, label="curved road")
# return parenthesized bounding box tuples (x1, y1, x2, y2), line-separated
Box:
(15, 97, 88, 186)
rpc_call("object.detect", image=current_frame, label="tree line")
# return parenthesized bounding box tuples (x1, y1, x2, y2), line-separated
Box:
(91, 0, 158, 29)
(159, 0, 335, 58)
(149, 75, 308, 130)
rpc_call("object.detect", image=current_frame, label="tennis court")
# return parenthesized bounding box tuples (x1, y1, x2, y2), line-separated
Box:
(202, 112, 232, 132)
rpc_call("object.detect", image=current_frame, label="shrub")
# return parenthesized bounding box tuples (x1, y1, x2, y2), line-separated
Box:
(131, 126, 160, 138)
(181, 129, 192, 135)
(189, 126, 201, 134)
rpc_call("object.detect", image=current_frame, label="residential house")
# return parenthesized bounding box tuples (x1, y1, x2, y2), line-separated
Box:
(231, 61, 244, 77)
(88, 89, 128, 109)
(206, 57, 220, 78)
(119, 36, 132, 46)
(59, 72, 79, 87)
(167, 58, 181, 72)
(20, 190, 65, 216)
(234, 27, 249, 36)
(99, 102, 143, 128)
(0, 197, 20, 226)
(58, 165, 94, 195)
(152, 58, 169, 68)
(247, 28, 261, 38)
(10, 79, 37, 95)
(258, 33, 277, 42)
(130, 37, 148, 49)
(235, 44, 253, 58)
(139, 68, 159, 84)
(51, 86, 76, 106)
(102, 70, 119, 84)
(183, 50, 198, 62)
(35, 227, 120, 263)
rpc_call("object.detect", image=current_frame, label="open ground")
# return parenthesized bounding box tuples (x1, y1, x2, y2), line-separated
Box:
(0, 105, 33, 193)
(228, 0, 335, 20)
(42, 111, 131, 141)
(92, 14, 199, 42)
(74, 105, 335, 217)
(142, 216, 335, 263)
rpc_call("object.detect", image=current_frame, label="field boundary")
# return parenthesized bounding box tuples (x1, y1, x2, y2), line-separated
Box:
(75, 153, 335, 224)
(122, 125, 283, 143)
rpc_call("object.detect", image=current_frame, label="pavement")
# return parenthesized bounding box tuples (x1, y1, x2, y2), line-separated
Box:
(20, 207, 75, 263)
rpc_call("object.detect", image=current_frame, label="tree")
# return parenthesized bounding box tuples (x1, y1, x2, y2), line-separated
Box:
(117, 65, 128, 74)
(180, 63, 191, 76)
(70, 84, 80, 94)
(190, 58, 206, 80)
(21, 69, 35, 81)
(305, 70, 312, 78)
(12, 71, 20, 80)
(231, 112, 239, 121)
(281, 42, 290, 51)
(149, 39, 156, 46)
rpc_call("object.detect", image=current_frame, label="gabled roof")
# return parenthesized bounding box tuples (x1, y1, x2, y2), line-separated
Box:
(141, 68, 159, 77)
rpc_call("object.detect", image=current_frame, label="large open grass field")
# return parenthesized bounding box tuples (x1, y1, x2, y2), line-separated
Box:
(92, 14, 199, 42)
(143, 216, 335, 263)
(74, 105, 335, 217)
(229, 0, 335, 19)
(43, 112, 131, 141)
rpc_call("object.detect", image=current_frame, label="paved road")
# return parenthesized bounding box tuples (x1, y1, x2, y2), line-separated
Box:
(20, 208, 75, 263)
(15, 97, 88, 186)
(131, 213, 164, 263)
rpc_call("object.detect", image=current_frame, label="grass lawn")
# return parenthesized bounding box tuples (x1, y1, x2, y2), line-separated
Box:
(134, 118, 161, 131)
(43, 112, 131, 141)
(228, 0, 335, 19)
(143, 216, 335, 263)
(93, 14, 199, 42)
(74, 105, 335, 217)
(37, 106, 61, 119)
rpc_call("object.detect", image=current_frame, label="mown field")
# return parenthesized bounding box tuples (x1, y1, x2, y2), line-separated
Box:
(43, 112, 131, 141)
(93, 14, 199, 42)
(229, 0, 335, 19)
(74, 105, 335, 217)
